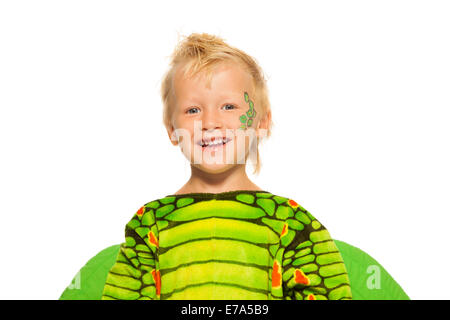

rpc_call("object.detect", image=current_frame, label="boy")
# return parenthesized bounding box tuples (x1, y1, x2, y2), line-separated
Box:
(101, 33, 352, 300)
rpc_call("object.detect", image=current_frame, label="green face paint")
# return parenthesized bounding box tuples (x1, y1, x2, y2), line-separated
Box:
(239, 92, 257, 130)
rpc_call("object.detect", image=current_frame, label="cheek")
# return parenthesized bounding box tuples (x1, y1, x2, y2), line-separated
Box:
(238, 91, 257, 130)
(172, 119, 196, 139)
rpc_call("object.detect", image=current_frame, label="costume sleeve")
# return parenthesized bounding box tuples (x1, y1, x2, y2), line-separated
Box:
(101, 205, 160, 300)
(282, 205, 352, 300)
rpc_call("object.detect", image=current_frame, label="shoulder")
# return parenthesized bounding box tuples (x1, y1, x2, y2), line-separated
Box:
(122, 197, 173, 249)
(253, 192, 323, 230)
(267, 194, 327, 237)
(261, 193, 317, 219)
(125, 193, 189, 226)
(128, 195, 178, 221)
(267, 195, 334, 252)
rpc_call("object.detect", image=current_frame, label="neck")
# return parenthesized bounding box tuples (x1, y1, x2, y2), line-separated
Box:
(175, 164, 262, 195)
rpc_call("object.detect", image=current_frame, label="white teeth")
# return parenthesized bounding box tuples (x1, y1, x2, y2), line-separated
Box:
(201, 138, 229, 147)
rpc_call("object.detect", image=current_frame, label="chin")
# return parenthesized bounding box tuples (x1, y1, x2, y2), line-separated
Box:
(192, 163, 236, 175)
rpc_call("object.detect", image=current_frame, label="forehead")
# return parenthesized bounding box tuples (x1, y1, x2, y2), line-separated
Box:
(173, 62, 254, 99)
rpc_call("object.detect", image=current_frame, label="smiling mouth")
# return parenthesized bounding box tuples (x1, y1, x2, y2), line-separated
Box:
(198, 137, 232, 150)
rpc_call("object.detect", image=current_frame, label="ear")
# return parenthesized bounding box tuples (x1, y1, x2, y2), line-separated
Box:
(256, 110, 272, 139)
(166, 123, 179, 146)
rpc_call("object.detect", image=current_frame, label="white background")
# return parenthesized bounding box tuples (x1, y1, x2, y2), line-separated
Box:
(1, 0, 449, 300)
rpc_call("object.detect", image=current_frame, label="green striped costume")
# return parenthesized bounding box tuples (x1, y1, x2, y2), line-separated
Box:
(101, 190, 352, 300)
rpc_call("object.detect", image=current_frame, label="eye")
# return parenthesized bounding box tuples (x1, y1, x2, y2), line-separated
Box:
(186, 107, 200, 114)
(222, 104, 236, 110)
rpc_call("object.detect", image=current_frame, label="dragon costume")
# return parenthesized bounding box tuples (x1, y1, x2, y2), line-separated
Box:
(101, 190, 352, 300)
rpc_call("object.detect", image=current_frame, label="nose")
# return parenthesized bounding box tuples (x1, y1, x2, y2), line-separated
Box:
(201, 108, 222, 131)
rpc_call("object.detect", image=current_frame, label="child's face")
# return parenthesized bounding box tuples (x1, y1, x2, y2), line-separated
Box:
(167, 61, 263, 174)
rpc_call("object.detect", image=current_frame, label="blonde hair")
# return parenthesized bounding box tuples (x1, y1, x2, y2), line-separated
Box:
(160, 32, 273, 175)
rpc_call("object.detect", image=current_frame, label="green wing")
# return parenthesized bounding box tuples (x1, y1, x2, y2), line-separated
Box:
(334, 240, 409, 300)
(59, 244, 120, 300)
